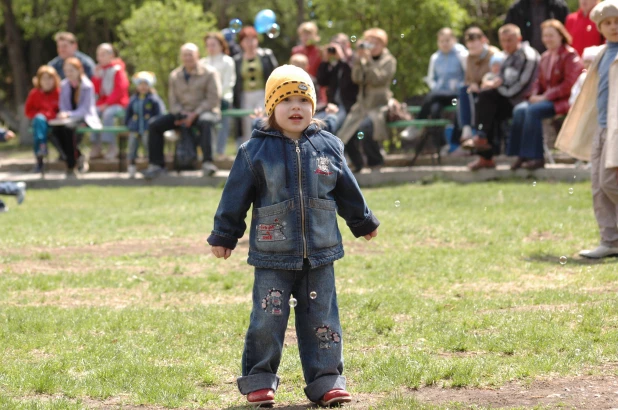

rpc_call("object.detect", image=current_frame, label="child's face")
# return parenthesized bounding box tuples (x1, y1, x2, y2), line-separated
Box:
(40, 73, 55, 92)
(600, 17, 618, 43)
(63, 64, 80, 82)
(299, 30, 316, 46)
(541, 26, 562, 51)
(437, 34, 454, 53)
(137, 82, 150, 95)
(491, 62, 501, 74)
(274, 95, 313, 139)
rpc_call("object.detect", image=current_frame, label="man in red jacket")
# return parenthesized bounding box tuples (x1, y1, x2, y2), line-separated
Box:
(91, 43, 129, 160)
(565, 0, 605, 56)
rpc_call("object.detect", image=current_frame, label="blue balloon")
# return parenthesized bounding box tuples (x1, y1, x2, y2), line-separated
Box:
(255, 9, 277, 34)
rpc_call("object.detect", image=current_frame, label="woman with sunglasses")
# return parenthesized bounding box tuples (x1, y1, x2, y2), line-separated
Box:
(232, 26, 278, 146)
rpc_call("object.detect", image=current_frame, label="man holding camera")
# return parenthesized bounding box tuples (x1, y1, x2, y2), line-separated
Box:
(338, 28, 397, 173)
(143, 43, 222, 179)
(316, 34, 359, 131)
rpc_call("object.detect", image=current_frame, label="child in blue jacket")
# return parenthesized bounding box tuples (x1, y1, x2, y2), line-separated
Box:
(0, 128, 26, 212)
(124, 72, 166, 178)
(208, 65, 379, 407)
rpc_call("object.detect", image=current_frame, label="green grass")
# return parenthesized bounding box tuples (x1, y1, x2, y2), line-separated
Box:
(0, 182, 616, 409)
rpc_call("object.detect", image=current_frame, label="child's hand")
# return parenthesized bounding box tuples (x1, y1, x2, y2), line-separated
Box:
(5, 130, 15, 140)
(363, 229, 378, 241)
(325, 103, 339, 114)
(211, 246, 232, 259)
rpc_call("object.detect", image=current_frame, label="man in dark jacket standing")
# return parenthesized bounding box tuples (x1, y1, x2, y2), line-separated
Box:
(505, 0, 570, 53)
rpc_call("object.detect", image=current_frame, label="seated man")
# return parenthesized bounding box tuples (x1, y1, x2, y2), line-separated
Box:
(142, 43, 222, 179)
(464, 24, 540, 170)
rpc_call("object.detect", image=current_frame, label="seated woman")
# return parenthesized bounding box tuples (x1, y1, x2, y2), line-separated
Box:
(53, 57, 102, 178)
(507, 19, 584, 170)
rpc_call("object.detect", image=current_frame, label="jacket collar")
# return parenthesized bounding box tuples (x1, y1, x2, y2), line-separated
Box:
(251, 123, 320, 141)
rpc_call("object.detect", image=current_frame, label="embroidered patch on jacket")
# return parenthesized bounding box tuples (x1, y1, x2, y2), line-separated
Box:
(315, 325, 341, 349)
(262, 288, 284, 315)
(315, 155, 333, 175)
(257, 218, 287, 241)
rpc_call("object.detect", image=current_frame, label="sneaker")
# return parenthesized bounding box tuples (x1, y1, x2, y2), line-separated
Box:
(128, 164, 137, 179)
(77, 155, 89, 173)
(15, 182, 26, 205)
(141, 164, 166, 180)
(467, 157, 496, 171)
(105, 145, 119, 160)
(65, 169, 79, 179)
(202, 161, 218, 177)
(0, 202, 7, 213)
(521, 159, 545, 170)
(460, 125, 473, 141)
(579, 244, 618, 259)
(90, 144, 103, 159)
(247, 388, 275, 406)
(317, 389, 352, 407)
(400, 125, 423, 141)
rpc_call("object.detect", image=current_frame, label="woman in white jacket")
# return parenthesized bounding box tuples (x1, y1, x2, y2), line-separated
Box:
(201, 32, 237, 159)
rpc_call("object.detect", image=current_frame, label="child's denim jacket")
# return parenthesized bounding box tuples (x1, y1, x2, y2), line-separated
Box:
(207, 124, 379, 270)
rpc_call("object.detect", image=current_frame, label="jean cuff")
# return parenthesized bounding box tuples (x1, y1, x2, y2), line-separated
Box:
(304, 375, 346, 403)
(237, 373, 280, 395)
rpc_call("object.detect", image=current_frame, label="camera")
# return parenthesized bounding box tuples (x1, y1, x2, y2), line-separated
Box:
(327, 46, 337, 54)
(358, 41, 374, 50)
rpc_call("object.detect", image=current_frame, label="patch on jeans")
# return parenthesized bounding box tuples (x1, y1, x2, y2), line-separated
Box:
(315, 325, 341, 349)
(315, 155, 333, 175)
(257, 219, 286, 242)
(262, 288, 284, 315)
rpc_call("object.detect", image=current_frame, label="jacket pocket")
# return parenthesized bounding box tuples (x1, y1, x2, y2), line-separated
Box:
(250, 199, 300, 255)
(306, 197, 341, 252)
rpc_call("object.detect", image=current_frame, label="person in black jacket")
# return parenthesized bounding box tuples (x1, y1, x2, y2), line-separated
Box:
(315, 34, 358, 131)
(232, 26, 278, 146)
(505, 0, 570, 53)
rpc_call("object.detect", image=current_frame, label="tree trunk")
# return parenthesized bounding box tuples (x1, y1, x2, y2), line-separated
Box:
(217, 0, 230, 29)
(296, 0, 304, 29)
(1, 0, 31, 143)
(67, 0, 79, 32)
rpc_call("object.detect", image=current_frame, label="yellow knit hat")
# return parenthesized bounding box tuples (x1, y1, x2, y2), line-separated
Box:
(264, 65, 316, 116)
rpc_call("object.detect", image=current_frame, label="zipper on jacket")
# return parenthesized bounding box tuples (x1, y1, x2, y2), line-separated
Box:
(294, 140, 308, 258)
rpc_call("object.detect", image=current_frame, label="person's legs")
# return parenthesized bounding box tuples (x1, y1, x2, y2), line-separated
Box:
(53, 126, 78, 169)
(358, 118, 383, 167)
(216, 116, 231, 156)
(127, 132, 140, 165)
(32, 114, 49, 156)
(100, 105, 125, 147)
(294, 262, 346, 403)
(147, 113, 176, 168)
(0, 182, 21, 195)
(506, 101, 529, 157)
(195, 113, 216, 163)
(344, 137, 364, 172)
(238, 268, 295, 396)
(240, 90, 265, 144)
(519, 100, 555, 160)
(592, 129, 618, 246)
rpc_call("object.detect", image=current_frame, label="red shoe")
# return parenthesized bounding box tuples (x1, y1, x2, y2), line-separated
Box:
(317, 389, 352, 407)
(247, 388, 275, 406)
(467, 157, 496, 171)
(461, 136, 491, 151)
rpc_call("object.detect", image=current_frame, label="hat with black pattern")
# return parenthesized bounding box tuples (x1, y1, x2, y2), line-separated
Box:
(264, 65, 316, 116)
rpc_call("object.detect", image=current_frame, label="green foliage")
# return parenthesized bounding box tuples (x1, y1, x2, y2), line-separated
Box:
(116, 0, 218, 101)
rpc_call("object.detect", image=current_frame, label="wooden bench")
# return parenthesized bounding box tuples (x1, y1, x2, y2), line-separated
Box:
(387, 118, 452, 166)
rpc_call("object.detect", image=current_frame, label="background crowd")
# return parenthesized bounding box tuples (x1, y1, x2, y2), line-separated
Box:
(0, 0, 609, 179)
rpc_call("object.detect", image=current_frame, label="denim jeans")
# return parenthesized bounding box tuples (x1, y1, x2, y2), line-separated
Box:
(32, 114, 49, 156)
(238, 261, 346, 402)
(506, 100, 555, 160)
(127, 132, 148, 164)
(0, 182, 20, 196)
(216, 116, 231, 156)
(344, 117, 384, 171)
(92, 104, 125, 146)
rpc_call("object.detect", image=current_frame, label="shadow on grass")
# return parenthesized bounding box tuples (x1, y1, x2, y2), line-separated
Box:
(524, 253, 618, 266)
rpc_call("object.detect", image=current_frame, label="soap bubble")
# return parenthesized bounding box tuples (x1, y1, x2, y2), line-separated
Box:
(392, 79, 397, 85)
(309, 11, 316, 19)
(350, 35, 357, 43)
(526, 21, 531, 27)
(289, 297, 297, 307)
(532, 181, 537, 187)
(357, 131, 364, 140)
(327, 20, 333, 28)
(308, 0, 313, 7)
(577, 314, 583, 323)
(266, 23, 281, 39)
(451, 98, 458, 106)
(559, 256, 567, 265)
(478, 124, 483, 130)
(568, 187, 574, 195)
(229, 19, 243, 34)
(395, 200, 401, 208)
(400, 33, 405, 39)
(575, 348, 581, 356)
(310, 291, 317, 299)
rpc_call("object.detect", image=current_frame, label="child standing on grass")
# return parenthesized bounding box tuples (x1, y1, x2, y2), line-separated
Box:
(0, 128, 26, 212)
(556, 0, 618, 259)
(24, 65, 61, 173)
(207, 65, 379, 407)
(124, 72, 165, 178)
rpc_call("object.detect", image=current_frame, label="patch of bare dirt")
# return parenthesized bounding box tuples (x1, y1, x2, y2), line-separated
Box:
(411, 371, 618, 409)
